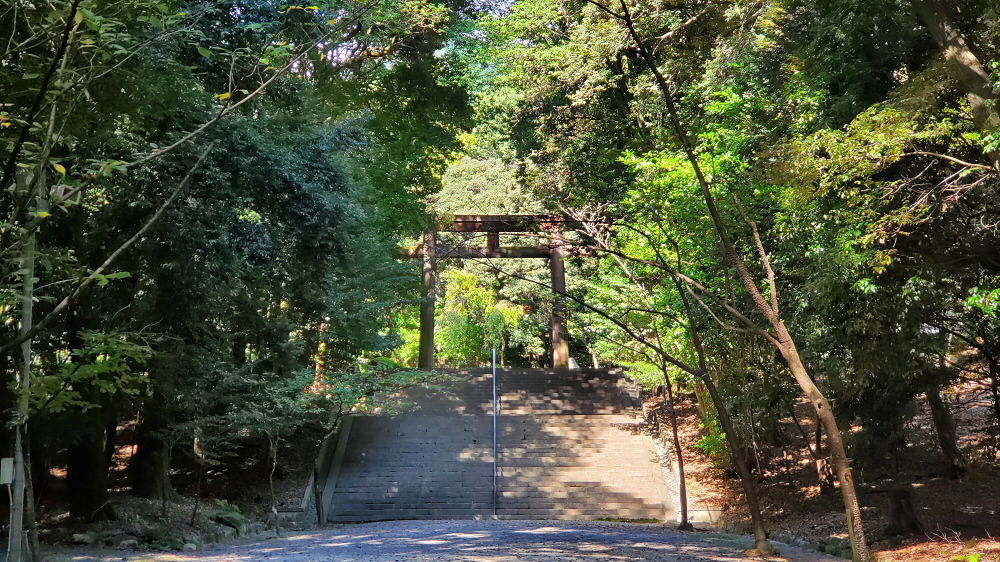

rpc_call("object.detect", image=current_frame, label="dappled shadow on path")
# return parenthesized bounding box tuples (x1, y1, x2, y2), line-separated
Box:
(104, 520, 833, 561)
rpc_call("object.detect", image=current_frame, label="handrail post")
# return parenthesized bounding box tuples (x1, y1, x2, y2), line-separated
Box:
(492, 348, 498, 518)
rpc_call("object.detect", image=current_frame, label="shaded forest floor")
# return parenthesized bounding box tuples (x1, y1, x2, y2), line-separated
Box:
(654, 385, 1000, 561)
(29, 426, 324, 554)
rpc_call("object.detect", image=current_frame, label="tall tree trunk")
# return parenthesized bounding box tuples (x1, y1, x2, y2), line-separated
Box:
(67, 419, 113, 520)
(926, 383, 966, 478)
(268, 434, 281, 536)
(9, 427, 27, 562)
(776, 330, 869, 562)
(418, 231, 437, 369)
(24, 441, 41, 560)
(131, 403, 175, 500)
(912, 0, 1000, 169)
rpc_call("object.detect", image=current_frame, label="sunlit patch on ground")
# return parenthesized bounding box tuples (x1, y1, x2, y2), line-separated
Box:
(48, 519, 838, 561)
(513, 525, 582, 534)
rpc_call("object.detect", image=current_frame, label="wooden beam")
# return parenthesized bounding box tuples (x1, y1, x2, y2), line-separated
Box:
(438, 246, 551, 259)
(447, 214, 564, 233)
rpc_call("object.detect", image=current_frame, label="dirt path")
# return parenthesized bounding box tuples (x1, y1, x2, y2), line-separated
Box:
(49, 519, 839, 561)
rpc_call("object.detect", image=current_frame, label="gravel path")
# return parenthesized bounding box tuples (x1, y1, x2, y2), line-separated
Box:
(52, 520, 839, 561)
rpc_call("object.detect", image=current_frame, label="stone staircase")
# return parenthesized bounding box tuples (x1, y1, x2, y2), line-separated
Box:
(320, 368, 671, 522)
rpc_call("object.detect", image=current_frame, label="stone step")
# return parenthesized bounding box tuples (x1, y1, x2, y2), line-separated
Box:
(333, 478, 493, 484)
(502, 413, 636, 418)
(495, 510, 663, 520)
(328, 510, 490, 521)
(331, 498, 495, 506)
(325, 507, 665, 522)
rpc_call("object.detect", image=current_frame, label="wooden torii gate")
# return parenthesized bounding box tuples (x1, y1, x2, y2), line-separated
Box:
(417, 215, 571, 369)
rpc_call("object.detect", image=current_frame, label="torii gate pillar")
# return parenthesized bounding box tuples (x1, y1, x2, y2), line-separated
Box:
(548, 230, 570, 368)
(418, 231, 436, 369)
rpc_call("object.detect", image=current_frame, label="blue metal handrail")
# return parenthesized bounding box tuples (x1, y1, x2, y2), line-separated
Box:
(492, 348, 498, 517)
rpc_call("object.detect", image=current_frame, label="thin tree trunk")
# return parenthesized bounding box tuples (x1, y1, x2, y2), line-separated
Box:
(661, 379, 692, 530)
(8, 169, 37, 562)
(814, 423, 835, 495)
(666, 234, 771, 551)
(191, 464, 203, 525)
(9, 428, 27, 562)
(24, 442, 40, 560)
(926, 382, 966, 478)
(699, 373, 773, 553)
(269, 435, 281, 537)
(788, 406, 836, 494)
(988, 357, 1000, 432)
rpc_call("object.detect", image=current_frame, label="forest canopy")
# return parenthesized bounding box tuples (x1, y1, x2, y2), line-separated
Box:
(1, 0, 998, 560)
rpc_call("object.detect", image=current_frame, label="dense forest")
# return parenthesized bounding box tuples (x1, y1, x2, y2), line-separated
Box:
(1, 0, 998, 560)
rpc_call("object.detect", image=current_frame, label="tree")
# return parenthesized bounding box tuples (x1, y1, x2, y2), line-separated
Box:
(2, 1, 470, 554)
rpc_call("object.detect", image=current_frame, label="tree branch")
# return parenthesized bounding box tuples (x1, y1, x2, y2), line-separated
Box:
(731, 194, 778, 315)
(472, 257, 705, 377)
(905, 151, 996, 172)
(0, 143, 216, 354)
(0, 0, 82, 194)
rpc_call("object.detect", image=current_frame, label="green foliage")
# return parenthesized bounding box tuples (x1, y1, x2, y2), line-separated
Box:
(692, 417, 730, 470)
(211, 500, 250, 536)
(320, 360, 445, 415)
(967, 287, 1000, 316)
(31, 331, 151, 415)
(436, 269, 526, 366)
(433, 154, 543, 215)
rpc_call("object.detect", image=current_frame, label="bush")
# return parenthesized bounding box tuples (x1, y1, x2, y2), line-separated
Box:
(693, 417, 732, 470)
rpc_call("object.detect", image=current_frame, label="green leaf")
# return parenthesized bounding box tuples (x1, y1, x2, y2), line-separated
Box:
(93, 271, 131, 287)
(197, 46, 212, 58)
